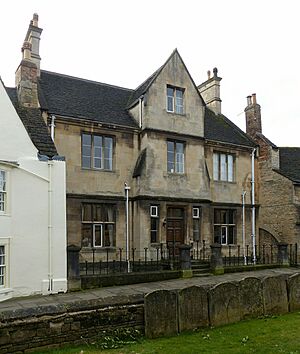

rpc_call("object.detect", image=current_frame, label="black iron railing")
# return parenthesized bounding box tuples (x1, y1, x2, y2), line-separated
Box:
(80, 244, 180, 275)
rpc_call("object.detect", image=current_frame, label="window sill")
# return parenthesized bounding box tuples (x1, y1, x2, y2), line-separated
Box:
(81, 246, 117, 252)
(213, 180, 236, 184)
(81, 168, 115, 173)
(167, 172, 186, 177)
(166, 110, 186, 117)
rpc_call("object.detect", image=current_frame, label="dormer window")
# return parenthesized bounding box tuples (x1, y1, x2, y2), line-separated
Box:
(167, 86, 184, 114)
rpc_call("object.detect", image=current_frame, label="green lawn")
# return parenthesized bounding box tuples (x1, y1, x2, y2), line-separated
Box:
(39, 312, 300, 354)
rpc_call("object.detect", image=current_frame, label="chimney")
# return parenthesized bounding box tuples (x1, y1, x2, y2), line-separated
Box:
(198, 67, 222, 114)
(244, 93, 262, 139)
(15, 40, 39, 108)
(25, 13, 43, 76)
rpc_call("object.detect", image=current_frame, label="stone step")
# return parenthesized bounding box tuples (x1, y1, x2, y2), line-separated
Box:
(192, 268, 211, 276)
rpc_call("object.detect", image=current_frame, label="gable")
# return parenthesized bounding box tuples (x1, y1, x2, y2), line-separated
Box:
(0, 80, 38, 161)
(132, 50, 205, 137)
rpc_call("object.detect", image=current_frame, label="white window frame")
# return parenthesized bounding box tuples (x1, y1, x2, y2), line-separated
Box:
(0, 170, 7, 213)
(166, 85, 184, 114)
(150, 205, 158, 217)
(193, 207, 200, 219)
(93, 224, 103, 248)
(82, 133, 113, 171)
(167, 141, 185, 174)
(0, 245, 6, 288)
(213, 152, 234, 182)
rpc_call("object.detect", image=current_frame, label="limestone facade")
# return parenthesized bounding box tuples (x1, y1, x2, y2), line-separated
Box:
(10, 14, 259, 261)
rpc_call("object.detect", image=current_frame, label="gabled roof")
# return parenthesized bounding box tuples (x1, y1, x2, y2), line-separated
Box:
(256, 132, 277, 148)
(126, 49, 205, 109)
(278, 147, 300, 183)
(39, 70, 138, 128)
(5, 87, 57, 157)
(204, 108, 256, 148)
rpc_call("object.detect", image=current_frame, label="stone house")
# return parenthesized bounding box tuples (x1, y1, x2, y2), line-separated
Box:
(8, 14, 258, 264)
(0, 75, 67, 301)
(245, 94, 300, 245)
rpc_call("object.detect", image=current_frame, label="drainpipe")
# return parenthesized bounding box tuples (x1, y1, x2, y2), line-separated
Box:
(241, 191, 247, 265)
(124, 182, 131, 272)
(50, 115, 56, 141)
(48, 160, 53, 291)
(139, 96, 144, 128)
(251, 148, 256, 264)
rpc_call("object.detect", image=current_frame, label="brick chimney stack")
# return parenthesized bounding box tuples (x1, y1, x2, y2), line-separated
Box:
(244, 93, 262, 139)
(198, 67, 222, 114)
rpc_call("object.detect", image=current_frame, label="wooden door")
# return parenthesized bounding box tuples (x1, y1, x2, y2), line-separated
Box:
(166, 208, 184, 256)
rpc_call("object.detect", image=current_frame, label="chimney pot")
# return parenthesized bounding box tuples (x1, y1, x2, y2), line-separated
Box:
(247, 95, 252, 106)
(213, 67, 218, 78)
(32, 13, 39, 27)
(207, 70, 211, 79)
(252, 93, 257, 105)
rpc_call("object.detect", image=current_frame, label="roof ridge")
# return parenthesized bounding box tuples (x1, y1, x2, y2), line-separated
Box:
(40, 70, 134, 92)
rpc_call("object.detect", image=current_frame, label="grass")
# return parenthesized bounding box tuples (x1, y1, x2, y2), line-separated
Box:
(38, 312, 300, 354)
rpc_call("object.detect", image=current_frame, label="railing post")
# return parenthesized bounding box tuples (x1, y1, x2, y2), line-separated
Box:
(277, 242, 289, 266)
(67, 245, 81, 291)
(210, 243, 224, 275)
(179, 244, 192, 278)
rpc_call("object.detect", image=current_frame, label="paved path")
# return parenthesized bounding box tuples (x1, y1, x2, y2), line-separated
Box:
(1, 267, 299, 316)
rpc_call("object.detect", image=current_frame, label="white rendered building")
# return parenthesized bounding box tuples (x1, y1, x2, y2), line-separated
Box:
(0, 78, 67, 301)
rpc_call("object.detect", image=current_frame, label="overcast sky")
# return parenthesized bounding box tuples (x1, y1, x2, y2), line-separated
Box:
(1, 0, 299, 146)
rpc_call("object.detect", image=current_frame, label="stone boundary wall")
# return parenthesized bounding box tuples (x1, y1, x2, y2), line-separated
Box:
(1, 273, 300, 352)
(145, 273, 300, 338)
(0, 295, 144, 354)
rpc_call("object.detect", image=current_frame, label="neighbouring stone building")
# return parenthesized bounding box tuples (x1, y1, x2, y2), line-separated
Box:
(245, 94, 300, 245)
(6, 14, 259, 265)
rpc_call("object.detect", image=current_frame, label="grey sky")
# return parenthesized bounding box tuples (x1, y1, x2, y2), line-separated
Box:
(1, 0, 299, 146)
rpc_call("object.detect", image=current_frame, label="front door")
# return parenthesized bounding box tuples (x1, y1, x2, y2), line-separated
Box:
(166, 207, 184, 256)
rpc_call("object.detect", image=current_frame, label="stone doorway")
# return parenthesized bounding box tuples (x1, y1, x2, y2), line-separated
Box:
(166, 207, 185, 256)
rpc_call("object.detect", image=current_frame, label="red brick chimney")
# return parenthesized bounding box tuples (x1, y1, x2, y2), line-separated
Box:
(244, 93, 262, 139)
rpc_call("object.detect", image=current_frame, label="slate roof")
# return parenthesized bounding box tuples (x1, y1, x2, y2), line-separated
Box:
(39, 70, 138, 128)
(204, 108, 256, 148)
(279, 147, 300, 183)
(5, 87, 57, 157)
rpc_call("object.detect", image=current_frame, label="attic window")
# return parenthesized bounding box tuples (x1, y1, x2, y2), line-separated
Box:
(167, 86, 184, 114)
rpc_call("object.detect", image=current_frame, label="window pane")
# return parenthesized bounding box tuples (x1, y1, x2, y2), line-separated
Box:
(220, 154, 227, 181)
(221, 226, 227, 244)
(213, 153, 219, 180)
(94, 205, 103, 221)
(214, 226, 221, 243)
(228, 226, 235, 244)
(93, 225, 102, 247)
(175, 143, 184, 173)
(82, 224, 93, 247)
(82, 204, 93, 221)
(228, 154, 233, 182)
(167, 87, 174, 97)
(167, 96, 174, 111)
(151, 218, 159, 243)
(93, 136, 102, 169)
(0, 171, 5, 192)
(82, 134, 92, 168)
(104, 224, 114, 247)
(175, 90, 183, 114)
(193, 219, 200, 241)
(167, 141, 175, 172)
(104, 137, 113, 170)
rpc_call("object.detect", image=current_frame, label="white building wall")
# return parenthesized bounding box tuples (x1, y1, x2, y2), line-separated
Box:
(0, 80, 67, 301)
